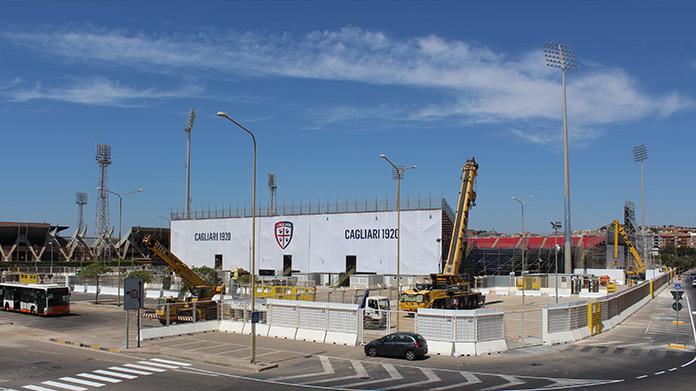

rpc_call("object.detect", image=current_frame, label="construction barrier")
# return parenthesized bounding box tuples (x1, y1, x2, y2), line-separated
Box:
(542, 270, 673, 345)
(415, 308, 507, 357)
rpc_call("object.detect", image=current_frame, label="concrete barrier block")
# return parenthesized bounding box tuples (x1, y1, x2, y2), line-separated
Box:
(194, 321, 221, 333)
(325, 332, 358, 346)
(255, 324, 270, 336)
(453, 342, 476, 356)
(476, 339, 507, 355)
(427, 341, 453, 356)
(268, 326, 297, 340)
(145, 290, 162, 298)
(295, 328, 326, 343)
(219, 320, 245, 334)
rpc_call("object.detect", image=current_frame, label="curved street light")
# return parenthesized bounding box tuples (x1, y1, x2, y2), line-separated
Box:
(217, 111, 258, 365)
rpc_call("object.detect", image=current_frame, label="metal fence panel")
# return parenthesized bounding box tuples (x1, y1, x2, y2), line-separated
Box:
(477, 314, 504, 341)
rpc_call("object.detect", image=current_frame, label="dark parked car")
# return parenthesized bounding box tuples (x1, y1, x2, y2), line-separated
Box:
(364, 332, 427, 360)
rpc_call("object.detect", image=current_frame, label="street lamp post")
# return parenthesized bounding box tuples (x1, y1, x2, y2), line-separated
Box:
(633, 145, 648, 269)
(551, 221, 562, 303)
(217, 111, 257, 365)
(513, 196, 531, 345)
(380, 154, 415, 331)
(99, 187, 143, 306)
(545, 42, 577, 276)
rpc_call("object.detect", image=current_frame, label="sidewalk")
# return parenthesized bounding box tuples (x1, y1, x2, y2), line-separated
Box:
(575, 287, 694, 353)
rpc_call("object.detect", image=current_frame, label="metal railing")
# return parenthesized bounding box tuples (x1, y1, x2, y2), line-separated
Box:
(171, 195, 445, 220)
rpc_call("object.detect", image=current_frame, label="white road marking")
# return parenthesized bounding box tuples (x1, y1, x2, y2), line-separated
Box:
(668, 368, 677, 372)
(431, 372, 481, 390)
(270, 355, 334, 381)
(382, 368, 440, 390)
(654, 371, 665, 375)
(173, 368, 220, 377)
(22, 386, 57, 391)
(123, 363, 166, 373)
(304, 360, 368, 385)
(58, 378, 104, 388)
(341, 363, 403, 388)
(150, 358, 192, 367)
(108, 366, 152, 376)
(92, 370, 137, 380)
(40, 381, 86, 391)
(76, 373, 121, 383)
(636, 375, 648, 379)
(137, 361, 178, 369)
(480, 375, 525, 391)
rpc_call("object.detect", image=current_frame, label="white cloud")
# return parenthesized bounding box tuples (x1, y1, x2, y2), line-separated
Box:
(2, 77, 202, 106)
(1, 27, 692, 141)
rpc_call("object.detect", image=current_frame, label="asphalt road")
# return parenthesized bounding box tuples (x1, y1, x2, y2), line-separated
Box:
(1, 275, 694, 390)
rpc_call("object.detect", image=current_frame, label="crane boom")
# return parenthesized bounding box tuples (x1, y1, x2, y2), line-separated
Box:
(612, 220, 645, 274)
(142, 234, 210, 289)
(443, 158, 478, 275)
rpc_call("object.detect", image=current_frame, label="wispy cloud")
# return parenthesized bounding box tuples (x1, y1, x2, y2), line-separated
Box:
(1, 77, 203, 106)
(1, 27, 692, 142)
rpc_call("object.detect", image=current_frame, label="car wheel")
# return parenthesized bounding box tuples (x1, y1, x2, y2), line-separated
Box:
(367, 347, 378, 357)
(405, 350, 416, 361)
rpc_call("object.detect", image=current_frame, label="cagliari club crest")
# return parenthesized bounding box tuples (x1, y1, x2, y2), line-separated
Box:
(274, 221, 293, 249)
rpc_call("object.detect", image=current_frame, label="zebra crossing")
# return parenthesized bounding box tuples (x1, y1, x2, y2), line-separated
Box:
(261, 355, 617, 390)
(11, 358, 191, 391)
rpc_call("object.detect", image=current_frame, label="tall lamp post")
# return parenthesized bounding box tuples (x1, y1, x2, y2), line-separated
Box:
(633, 145, 648, 269)
(99, 187, 143, 306)
(379, 154, 415, 331)
(184, 109, 196, 219)
(513, 196, 531, 344)
(217, 111, 258, 365)
(545, 42, 577, 275)
(551, 221, 562, 303)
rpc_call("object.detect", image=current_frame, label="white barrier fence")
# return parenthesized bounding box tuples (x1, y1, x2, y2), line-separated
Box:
(415, 308, 507, 356)
(71, 284, 178, 298)
(541, 271, 673, 345)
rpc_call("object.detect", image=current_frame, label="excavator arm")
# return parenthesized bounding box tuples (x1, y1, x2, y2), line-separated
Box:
(142, 234, 213, 289)
(442, 158, 478, 275)
(612, 220, 645, 274)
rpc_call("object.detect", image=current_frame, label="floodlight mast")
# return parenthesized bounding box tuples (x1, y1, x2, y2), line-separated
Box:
(633, 145, 649, 268)
(544, 42, 577, 274)
(184, 108, 196, 220)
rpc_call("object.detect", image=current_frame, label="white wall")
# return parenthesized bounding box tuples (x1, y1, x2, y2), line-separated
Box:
(171, 209, 441, 275)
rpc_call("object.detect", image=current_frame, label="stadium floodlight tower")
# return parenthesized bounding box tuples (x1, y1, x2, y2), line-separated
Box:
(268, 173, 277, 216)
(544, 42, 578, 274)
(633, 144, 648, 268)
(184, 108, 196, 220)
(95, 144, 112, 237)
(76, 192, 88, 232)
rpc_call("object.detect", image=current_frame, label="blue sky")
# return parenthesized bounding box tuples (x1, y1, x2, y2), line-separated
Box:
(1, 1, 694, 235)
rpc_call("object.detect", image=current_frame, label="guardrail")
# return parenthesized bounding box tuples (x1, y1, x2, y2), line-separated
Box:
(542, 270, 674, 345)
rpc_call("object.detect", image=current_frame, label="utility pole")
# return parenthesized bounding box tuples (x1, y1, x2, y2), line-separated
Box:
(184, 109, 196, 220)
(545, 42, 577, 274)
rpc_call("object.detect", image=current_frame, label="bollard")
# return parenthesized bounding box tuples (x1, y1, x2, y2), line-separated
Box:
(193, 301, 197, 323)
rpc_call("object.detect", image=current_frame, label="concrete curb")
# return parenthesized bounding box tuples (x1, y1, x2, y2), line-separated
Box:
(49, 337, 120, 353)
(137, 345, 278, 372)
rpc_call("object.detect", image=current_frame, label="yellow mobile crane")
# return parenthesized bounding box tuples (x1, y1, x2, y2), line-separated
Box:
(400, 159, 485, 311)
(611, 220, 646, 282)
(142, 235, 224, 325)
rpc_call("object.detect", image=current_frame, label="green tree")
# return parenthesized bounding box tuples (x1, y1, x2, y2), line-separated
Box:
(77, 262, 113, 304)
(127, 270, 154, 284)
(179, 266, 220, 299)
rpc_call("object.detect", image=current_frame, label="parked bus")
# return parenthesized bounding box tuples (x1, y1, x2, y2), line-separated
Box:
(0, 283, 70, 316)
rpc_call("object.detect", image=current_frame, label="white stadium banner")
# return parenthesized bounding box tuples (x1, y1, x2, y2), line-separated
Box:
(171, 209, 441, 275)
